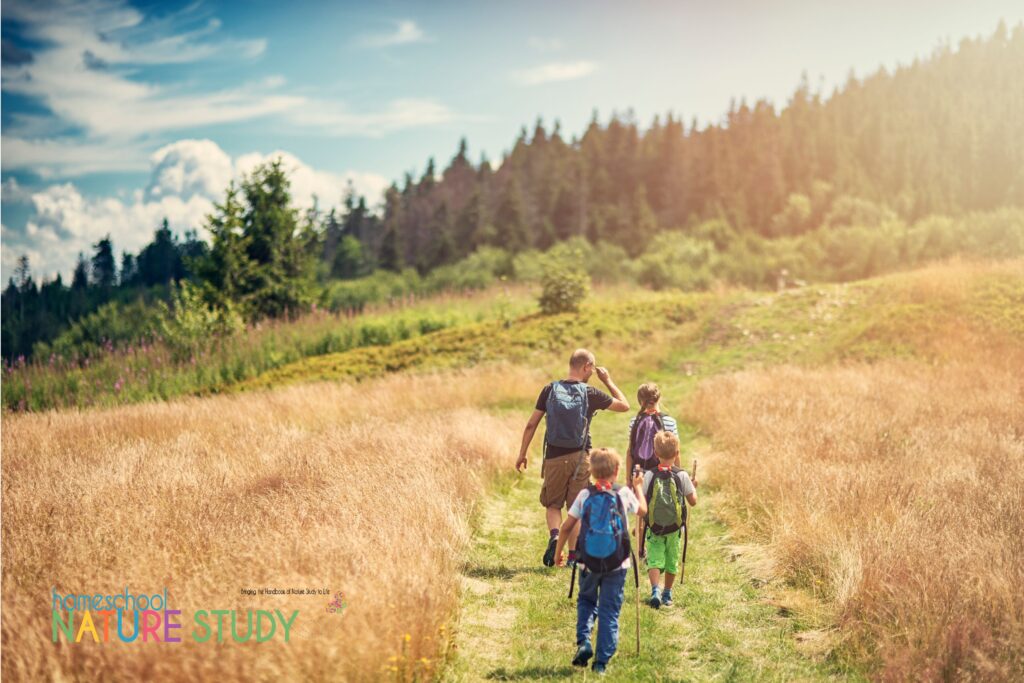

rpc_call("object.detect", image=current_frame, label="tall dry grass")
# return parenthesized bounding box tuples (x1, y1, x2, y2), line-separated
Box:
(1, 366, 539, 682)
(686, 349, 1024, 680)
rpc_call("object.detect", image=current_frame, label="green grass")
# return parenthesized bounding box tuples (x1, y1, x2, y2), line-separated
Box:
(447, 458, 863, 681)
(240, 261, 1024, 397)
(1, 287, 537, 411)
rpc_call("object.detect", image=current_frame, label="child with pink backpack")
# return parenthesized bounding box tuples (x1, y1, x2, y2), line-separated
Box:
(626, 383, 679, 560)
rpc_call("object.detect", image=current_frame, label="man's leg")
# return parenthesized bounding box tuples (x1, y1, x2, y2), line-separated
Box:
(564, 450, 591, 552)
(594, 569, 627, 666)
(540, 456, 571, 566)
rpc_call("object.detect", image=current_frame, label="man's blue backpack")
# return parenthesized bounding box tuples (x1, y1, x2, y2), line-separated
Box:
(544, 381, 589, 450)
(577, 485, 631, 573)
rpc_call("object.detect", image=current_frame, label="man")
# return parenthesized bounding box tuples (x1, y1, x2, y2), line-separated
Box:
(515, 348, 629, 567)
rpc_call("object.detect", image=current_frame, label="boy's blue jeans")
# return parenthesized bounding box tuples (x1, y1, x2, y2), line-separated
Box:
(576, 567, 627, 665)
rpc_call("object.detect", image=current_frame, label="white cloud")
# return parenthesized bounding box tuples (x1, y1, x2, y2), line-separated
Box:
(0, 2, 460, 179)
(359, 20, 428, 47)
(1, 137, 151, 177)
(1, 0, 281, 141)
(2, 139, 389, 280)
(2, 183, 213, 282)
(146, 139, 234, 201)
(511, 60, 597, 86)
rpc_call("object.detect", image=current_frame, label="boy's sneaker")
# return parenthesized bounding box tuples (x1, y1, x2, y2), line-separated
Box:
(572, 641, 593, 667)
(592, 661, 607, 675)
(649, 587, 662, 609)
(661, 590, 674, 608)
(543, 536, 557, 567)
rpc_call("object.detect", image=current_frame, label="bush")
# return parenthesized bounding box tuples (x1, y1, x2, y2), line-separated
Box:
(159, 281, 243, 359)
(36, 298, 164, 360)
(538, 264, 590, 315)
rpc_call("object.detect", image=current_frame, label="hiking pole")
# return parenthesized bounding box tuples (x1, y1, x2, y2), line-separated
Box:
(680, 459, 697, 585)
(568, 558, 577, 600)
(632, 549, 640, 655)
(633, 464, 642, 655)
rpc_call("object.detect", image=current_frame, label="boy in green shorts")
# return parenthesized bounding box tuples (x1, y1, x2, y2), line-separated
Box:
(642, 431, 697, 608)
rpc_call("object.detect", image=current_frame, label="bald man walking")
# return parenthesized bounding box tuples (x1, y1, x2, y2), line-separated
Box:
(516, 349, 630, 567)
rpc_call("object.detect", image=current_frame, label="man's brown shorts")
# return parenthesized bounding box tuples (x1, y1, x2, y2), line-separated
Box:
(540, 450, 591, 509)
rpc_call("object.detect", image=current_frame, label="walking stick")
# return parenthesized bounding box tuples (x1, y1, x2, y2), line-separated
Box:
(680, 459, 697, 584)
(631, 465, 642, 654)
(568, 560, 577, 599)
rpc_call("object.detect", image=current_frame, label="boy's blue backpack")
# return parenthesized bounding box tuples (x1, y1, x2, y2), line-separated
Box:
(628, 411, 665, 469)
(544, 381, 589, 450)
(577, 485, 631, 573)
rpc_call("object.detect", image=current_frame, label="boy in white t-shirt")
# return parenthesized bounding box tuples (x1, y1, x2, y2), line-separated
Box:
(554, 448, 647, 675)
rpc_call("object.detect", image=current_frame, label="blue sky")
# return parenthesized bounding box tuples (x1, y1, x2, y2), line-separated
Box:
(2, 0, 1022, 279)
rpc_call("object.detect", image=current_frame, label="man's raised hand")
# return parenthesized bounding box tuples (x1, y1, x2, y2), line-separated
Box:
(595, 366, 610, 383)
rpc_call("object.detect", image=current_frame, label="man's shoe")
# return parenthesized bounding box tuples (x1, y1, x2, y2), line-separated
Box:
(543, 536, 557, 567)
(592, 661, 607, 675)
(661, 590, 674, 608)
(572, 642, 593, 667)
(649, 587, 661, 609)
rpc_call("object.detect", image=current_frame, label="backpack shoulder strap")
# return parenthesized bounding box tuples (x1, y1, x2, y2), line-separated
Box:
(627, 410, 644, 457)
(654, 412, 665, 431)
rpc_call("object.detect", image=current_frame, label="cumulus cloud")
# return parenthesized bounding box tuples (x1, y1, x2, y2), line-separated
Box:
(1, 183, 213, 283)
(145, 139, 234, 201)
(511, 60, 597, 86)
(234, 151, 390, 209)
(359, 20, 428, 47)
(3, 140, 389, 280)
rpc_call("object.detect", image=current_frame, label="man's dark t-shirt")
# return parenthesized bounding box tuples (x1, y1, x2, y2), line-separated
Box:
(535, 381, 614, 458)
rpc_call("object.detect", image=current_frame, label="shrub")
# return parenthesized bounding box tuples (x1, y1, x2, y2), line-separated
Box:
(538, 262, 590, 315)
(36, 298, 164, 360)
(158, 281, 243, 359)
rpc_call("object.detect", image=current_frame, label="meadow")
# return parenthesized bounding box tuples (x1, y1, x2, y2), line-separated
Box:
(2, 259, 1021, 681)
(687, 353, 1024, 680)
(1, 367, 538, 682)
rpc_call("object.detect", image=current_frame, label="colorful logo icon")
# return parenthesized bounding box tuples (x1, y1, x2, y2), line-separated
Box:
(326, 592, 347, 615)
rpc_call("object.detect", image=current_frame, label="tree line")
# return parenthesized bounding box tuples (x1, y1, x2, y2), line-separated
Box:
(4, 22, 1023, 361)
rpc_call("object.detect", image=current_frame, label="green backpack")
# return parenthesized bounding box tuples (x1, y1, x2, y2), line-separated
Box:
(646, 468, 686, 535)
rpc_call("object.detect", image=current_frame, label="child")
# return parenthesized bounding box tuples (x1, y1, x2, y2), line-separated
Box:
(626, 382, 679, 558)
(643, 431, 697, 609)
(626, 382, 680, 477)
(554, 448, 647, 675)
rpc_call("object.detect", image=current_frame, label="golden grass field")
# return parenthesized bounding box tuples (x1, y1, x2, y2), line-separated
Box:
(686, 348, 1024, 680)
(1, 367, 538, 682)
(3, 260, 1021, 681)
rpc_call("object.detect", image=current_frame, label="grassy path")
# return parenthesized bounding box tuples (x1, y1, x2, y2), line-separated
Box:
(446, 464, 860, 682)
